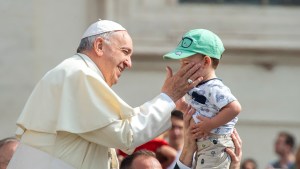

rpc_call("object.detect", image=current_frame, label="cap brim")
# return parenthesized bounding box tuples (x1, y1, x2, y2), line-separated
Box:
(163, 50, 196, 60)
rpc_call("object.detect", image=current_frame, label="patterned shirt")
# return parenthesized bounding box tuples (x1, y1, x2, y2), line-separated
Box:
(186, 78, 238, 134)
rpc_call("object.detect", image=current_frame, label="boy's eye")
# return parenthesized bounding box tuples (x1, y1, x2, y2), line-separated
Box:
(181, 61, 189, 65)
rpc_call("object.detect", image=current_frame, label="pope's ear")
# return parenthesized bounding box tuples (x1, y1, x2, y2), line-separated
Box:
(94, 37, 104, 56)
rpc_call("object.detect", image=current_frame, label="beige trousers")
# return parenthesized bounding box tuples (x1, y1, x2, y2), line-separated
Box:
(194, 134, 234, 169)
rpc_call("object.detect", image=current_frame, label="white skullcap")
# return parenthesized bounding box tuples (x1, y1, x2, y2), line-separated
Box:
(81, 19, 126, 39)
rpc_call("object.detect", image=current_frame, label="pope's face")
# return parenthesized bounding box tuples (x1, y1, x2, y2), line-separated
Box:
(100, 31, 133, 86)
(169, 117, 184, 149)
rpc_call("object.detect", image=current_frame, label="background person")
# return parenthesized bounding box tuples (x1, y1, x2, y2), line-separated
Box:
(241, 158, 258, 169)
(167, 110, 185, 169)
(118, 136, 177, 168)
(267, 132, 296, 169)
(295, 146, 300, 169)
(120, 150, 162, 169)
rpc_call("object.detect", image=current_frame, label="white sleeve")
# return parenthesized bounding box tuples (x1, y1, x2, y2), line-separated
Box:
(79, 93, 175, 154)
(176, 160, 192, 169)
(209, 85, 237, 110)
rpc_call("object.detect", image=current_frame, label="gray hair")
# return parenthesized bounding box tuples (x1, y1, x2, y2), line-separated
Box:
(76, 31, 114, 53)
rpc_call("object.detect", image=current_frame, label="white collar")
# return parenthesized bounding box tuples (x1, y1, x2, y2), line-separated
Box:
(76, 53, 104, 79)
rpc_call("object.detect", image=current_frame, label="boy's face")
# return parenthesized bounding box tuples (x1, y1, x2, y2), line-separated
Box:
(180, 54, 206, 76)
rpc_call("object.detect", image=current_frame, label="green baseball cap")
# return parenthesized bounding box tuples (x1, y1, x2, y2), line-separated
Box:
(163, 29, 225, 60)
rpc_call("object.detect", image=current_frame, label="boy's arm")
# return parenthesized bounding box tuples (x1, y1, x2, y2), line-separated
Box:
(192, 100, 241, 138)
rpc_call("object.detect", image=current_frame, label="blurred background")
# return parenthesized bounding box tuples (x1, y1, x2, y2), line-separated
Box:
(0, 0, 299, 168)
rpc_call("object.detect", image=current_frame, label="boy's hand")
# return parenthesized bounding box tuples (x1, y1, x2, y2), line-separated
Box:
(191, 115, 213, 138)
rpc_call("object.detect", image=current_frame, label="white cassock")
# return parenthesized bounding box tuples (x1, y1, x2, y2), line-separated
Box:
(8, 54, 175, 169)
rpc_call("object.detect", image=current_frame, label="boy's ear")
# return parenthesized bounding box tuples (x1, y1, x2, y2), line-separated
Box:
(203, 55, 212, 66)
(94, 37, 104, 56)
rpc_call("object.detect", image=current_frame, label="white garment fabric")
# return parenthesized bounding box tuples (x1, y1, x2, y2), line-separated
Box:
(186, 78, 237, 135)
(9, 54, 175, 169)
(7, 143, 74, 169)
(174, 150, 196, 169)
(167, 149, 182, 169)
(177, 159, 193, 169)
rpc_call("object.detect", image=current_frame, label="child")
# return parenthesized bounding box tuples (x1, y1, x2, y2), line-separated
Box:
(163, 29, 241, 169)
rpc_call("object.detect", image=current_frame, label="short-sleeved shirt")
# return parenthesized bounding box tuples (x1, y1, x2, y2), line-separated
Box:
(185, 78, 238, 134)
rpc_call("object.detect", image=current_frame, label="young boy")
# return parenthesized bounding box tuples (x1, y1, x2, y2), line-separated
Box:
(163, 29, 241, 169)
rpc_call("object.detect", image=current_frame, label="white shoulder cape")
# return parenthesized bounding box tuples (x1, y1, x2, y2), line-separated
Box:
(16, 54, 136, 135)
